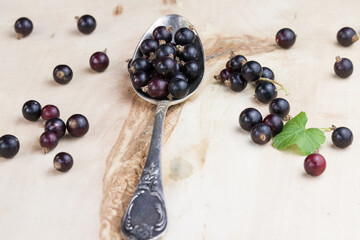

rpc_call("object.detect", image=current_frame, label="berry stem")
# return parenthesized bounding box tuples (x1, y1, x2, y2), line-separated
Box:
(320, 125, 337, 132)
(257, 77, 289, 95)
(335, 56, 341, 62)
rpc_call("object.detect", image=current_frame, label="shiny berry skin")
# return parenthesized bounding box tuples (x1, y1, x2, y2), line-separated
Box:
(90, 51, 109, 72)
(54, 152, 73, 172)
(168, 79, 189, 99)
(269, 98, 290, 119)
(239, 108, 262, 131)
(178, 44, 199, 61)
(174, 27, 195, 45)
(147, 77, 169, 99)
(230, 55, 247, 72)
(76, 15, 96, 34)
(130, 58, 151, 74)
(228, 72, 247, 92)
(41, 105, 60, 120)
(331, 127, 353, 148)
(183, 60, 201, 80)
(131, 71, 149, 89)
(14, 17, 33, 39)
(334, 56, 353, 78)
(263, 114, 283, 136)
(53, 65, 73, 84)
(44, 118, 66, 139)
(66, 114, 89, 137)
(261, 67, 275, 80)
(218, 69, 231, 83)
(225, 60, 232, 72)
(140, 39, 159, 56)
(255, 82, 277, 103)
(251, 123, 272, 145)
(155, 57, 176, 77)
(153, 26, 172, 43)
(172, 72, 188, 82)
(155, 43, 177, 59)
(0, 135, 20, 159)
(40, 131, 58, 153)
(337, 27, 358, 47)
(304, 153, 326, 176)
(276, 28, 296, 49)
(241, 60, 263, 82)
(22, 100, 42, 121)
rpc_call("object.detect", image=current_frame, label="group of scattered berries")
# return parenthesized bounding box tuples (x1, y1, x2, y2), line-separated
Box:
(20, 100, 89, 172)
(128, 25, 203, 100)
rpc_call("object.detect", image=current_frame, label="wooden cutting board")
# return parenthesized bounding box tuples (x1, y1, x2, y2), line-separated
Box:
(1, 0, 360, 239)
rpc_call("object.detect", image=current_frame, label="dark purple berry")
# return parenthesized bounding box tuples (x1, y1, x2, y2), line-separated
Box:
(239, 108, 262, 131)
(22, 100, 41, 121)
(172, 72, 188, 82)
(155, 57, 176, 77)
(146, 77, 169, 99)
(241, 60, 263, 82)
(41, 105, 60, 121)
(40, 131, 58, 153)
(276, 28, 296, 49)
(140, 39, 159, 56)
(269, 98, 290, 119)
(178, 44, 199, 61)
(155, 43, 176, 59)
(53, 65, 73, 84)
(54, 152, 73, 172)
(218, 69, 231, 83)
(225, 60, 232, 72)
(337, 27, 358, 47)
(183, 60, 201, 80)
(255, 82, 277, 103)
(331, 127, 353, 148)
(334, 56, 353, 78)
(304, 153, 326, 176)
(66, 114, 89, 137)
(230, 55, 247, 72)
(130, 58, 151, 74)
(261, 67, 275, 80)
(263, 114, 283, 136)
(44, 118, 66, 139)
(131, 71, 149, 89)
(90, 51, 109, 72)
(168, 79, 189, 99)
(227, 72, 247, 92)
(174, 27, 195, 45)
(153, 26, 173, 43)
(0, 134, 20, 159)
(76, 15, 96, 34)
(14, 17, 33, 39)
(251, 123, 272, 145)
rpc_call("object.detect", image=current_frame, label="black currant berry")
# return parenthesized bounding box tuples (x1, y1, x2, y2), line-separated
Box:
(215, 69, 231, 83)
(263, 114, 283, 136)
(155, 57, 177, 77)
(41, 105, 60, 121)
(54, 152, 73, 172)
(241, 61, 263, 82)
(276, 28, 296, 49)
(40, 131, 58, 153)
(22, 100, 42, 121)
(261, 67, 275, 80)
(269, 98, 290, 119)
(251, 123, 272, 145)
(155, 43, 177, 59)
(331, 127, 353, 148)
(230, 55, 247, 72)
(334, 56, 353, 78)
(153, 26, 173, 43)
(66, 114, 89, 137)
(168, 79, 189, 99)
(131, 71, 149, 89)
(146, 77, 169, 99)
(130, 58, 152, 74)
(0, 134, 20, 159)
(226, 72, 247, 92)
(172, 72, 188, 82)
(255, 82, 277, 104)
(183, 60, 201, 80)
(140, 39, 159, 56)
(174, 27, 195, 45)
(14, 17, 33, 39)
(90, 51, 109, 72)
(76, 15, 96, 34)
(304, 153, 326, 176)
(53, 65, 73, 84)
(226, 60, 232, 72)
(337, 27, 359, 47)
(177, 44, 199, 61)
(239, 108, 262, 131)
(44, 118, 66, 139)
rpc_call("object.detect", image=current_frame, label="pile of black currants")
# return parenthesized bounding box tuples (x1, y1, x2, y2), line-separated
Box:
(128, 25, 203, 100)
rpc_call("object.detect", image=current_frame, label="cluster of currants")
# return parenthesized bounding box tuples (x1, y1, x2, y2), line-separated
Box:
(128, 25, 203, 100)
(22, 100, 89, 172)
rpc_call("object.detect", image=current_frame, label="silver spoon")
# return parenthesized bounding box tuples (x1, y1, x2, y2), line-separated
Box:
(121, 14, 205, 240)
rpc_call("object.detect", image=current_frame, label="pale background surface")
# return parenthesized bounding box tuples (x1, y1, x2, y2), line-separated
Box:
(1, 0, 360, 239)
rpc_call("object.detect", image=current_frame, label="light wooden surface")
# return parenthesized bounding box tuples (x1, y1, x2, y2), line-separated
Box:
(1, 0, 360, 239)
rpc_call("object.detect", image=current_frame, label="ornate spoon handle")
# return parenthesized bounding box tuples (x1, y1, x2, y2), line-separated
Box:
(121, 100, 170, 240)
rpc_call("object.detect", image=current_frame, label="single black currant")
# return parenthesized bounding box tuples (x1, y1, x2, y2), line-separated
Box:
(174, 27, 195, 45)
(230, 55, 247, 72)
(255, 82, 277, 104)
(276, 28, 296, 49)
(53, 65, 73, 84)
(263, 114, 283, 136)
(54, 152, 74, 172)
(269, 98, 290, 119)
(131, 71, 149, 89)
(155, 57, 177, 77)
(215, 69, 231, 83)
(239, 108, 263, 131)
(334, 56, 353, 78)
(226, 60, 232, 72)
(145, 77, 169, 99)
(66, 114, 89, 137)
(129, 58, 152, 74)
(241, 61, 263, 82)
(226, 72, 247, 92)
(331, 127, 353, 148)
(261, 67, 275, 80)
(337, 27, 359, 47)
(40, 131, 58, 153)
(172, 72, 188, 82)
(140, 39, 159, 56)
(168, 79, 189, 99)
(76, 15, 96, 34)
(22, 100, 42, 121)
(155, 43, 177, 59)
(183, 60, 201, 80)
(251, 123, 272, 145)
(44, 118, 66, 139)
(153, 26, 173, 43)
(90, 51, 109, 72)
(14, 17, 33, 39)
(0, 134, 20, 159)
(177, 44, 199, 61)
(304, 153, 326, 176)
(41, 105, 60, 121)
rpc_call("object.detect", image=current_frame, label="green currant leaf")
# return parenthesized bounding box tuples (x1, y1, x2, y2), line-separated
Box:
(273, 112, 325, 155)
